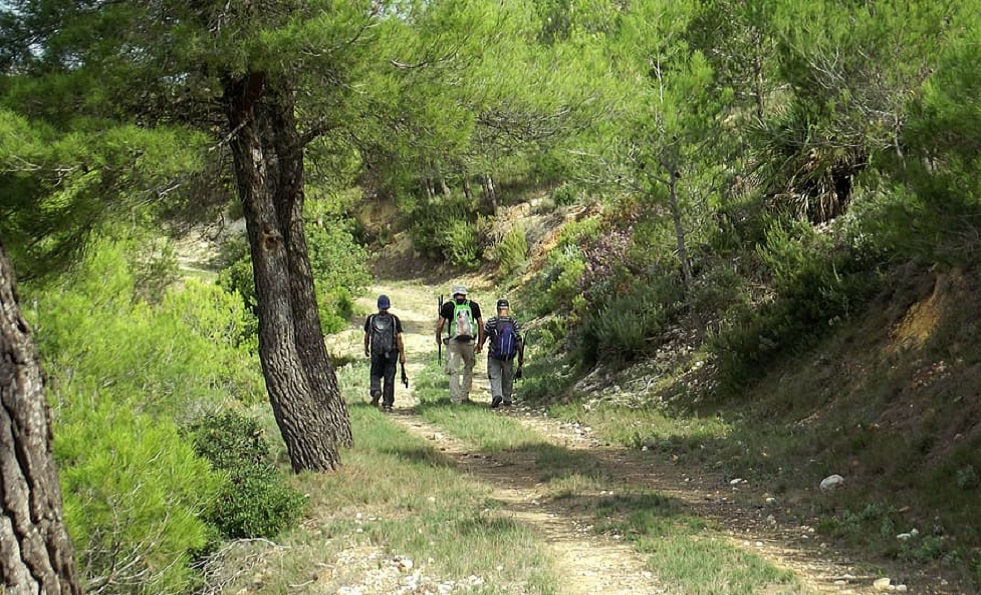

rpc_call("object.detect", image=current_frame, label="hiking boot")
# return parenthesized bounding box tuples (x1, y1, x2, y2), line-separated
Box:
(502, 400, 512, 407)
(491, 396, 503, 409)
(382, 404, 393, 413)
(370, 390, 381, 406)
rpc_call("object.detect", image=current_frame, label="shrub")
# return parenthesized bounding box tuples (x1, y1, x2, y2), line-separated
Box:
(491, 223, 529, 276)
(188, 412, 307, 539)
(407, 194, 483, 269)
(444, 219, 481, 269)
(710, 218, 882, 392)
(29, 237, 265, 592)
(552, 183, 578, 207)
(57, 406, 222, 595)
(576, 274, 684, 366)
(538, 245, 586, 315)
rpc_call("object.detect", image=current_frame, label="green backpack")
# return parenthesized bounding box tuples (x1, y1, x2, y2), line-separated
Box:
(449, 300, 475, 340)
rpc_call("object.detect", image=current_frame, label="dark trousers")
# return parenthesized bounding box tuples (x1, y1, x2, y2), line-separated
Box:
(369, 353, 397, 406)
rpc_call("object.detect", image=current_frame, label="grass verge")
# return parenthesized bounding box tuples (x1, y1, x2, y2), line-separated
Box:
(408, 362, 809, 594)
(216, 361, 558, 594)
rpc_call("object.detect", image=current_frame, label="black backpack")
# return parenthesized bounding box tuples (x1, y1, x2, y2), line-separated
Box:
(370, 313, 397, 357)
(490, 317, 519, 361)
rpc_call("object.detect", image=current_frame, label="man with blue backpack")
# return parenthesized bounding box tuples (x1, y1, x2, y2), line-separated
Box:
(435, 284, 484, 403)
(479, 298, 525, 408)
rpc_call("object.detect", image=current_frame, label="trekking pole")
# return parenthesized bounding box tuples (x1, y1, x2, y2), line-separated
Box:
(437, 294, 444, 364)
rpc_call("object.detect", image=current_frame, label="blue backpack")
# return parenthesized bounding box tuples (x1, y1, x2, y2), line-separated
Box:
(491, 318, 519, 361)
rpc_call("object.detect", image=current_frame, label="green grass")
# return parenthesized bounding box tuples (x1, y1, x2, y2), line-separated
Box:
(548, 402, 731, 453)
(584, 492, 804, 594)
(412, 362, 544, 452)
(645, 536, 803, 595)
(219, 365, 559, 595)
(253, 353, 813, 594)
(406, 362, 810, 595)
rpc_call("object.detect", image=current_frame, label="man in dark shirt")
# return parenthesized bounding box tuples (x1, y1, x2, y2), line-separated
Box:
(364, 295, 406, 412)
(435, 284, 483, 403)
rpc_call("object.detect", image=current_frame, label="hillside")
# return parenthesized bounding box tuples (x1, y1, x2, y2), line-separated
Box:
(355, 194, 981, 593)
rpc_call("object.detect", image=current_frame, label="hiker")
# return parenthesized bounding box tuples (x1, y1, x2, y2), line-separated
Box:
(435, 284, 484, 403)
(478, 298, 525, 408)
(364, 294, 406, 412)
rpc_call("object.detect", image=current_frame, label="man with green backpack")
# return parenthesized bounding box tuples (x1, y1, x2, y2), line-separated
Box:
(435, 284, 484, 403)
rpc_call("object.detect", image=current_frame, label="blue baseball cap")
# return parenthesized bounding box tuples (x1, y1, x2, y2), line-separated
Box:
(377, 295, 391, 309)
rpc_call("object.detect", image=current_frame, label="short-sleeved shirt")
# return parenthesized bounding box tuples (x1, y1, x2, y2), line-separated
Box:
(364, 312, 404, 336)
(483, 316, 523, 343)
(440, 299, 482, 323)
(484, 316, 523, 359)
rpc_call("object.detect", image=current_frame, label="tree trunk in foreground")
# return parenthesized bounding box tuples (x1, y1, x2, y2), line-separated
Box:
(223, 72, 349, 472)
(0, 238, 83, 594)
(262, 81, 352, 447)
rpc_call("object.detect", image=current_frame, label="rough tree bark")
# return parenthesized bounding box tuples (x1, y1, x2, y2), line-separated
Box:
(0, 238, 83, 595)
(223, 72, 349, 472)
(262, 81, 352, 447)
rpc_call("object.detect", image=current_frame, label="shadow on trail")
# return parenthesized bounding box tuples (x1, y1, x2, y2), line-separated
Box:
(399, 400, 696, 537)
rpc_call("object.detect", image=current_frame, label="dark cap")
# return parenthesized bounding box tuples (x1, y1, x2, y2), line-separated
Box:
(377, 295, 391, 309)
(496, 299, 510, 310)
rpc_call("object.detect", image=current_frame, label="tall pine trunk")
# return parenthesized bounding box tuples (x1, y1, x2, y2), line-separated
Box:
(223, 73, 348, 472)
(262, 82, 352, 447)
(1, 238, 83, 595)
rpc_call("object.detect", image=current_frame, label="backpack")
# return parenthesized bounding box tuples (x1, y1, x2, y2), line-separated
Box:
(449, 300, 475, 340)
(490, 317, 519, 361)
(370, 313, 397, 357)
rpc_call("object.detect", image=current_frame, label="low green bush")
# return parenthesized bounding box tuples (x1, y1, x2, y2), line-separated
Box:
(551, 183, 578, 207)
(491, 223, 529, 276)
(407, 194, 486, 269)
(57, 406, 221, 595)
(188, 412, 307, 539)
(710, 218, 883, 393)
(444, 218, 481, 269)
(576, 274, 684, 366)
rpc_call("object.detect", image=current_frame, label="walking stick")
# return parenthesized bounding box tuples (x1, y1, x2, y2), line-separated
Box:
(437, 294, 444, 364)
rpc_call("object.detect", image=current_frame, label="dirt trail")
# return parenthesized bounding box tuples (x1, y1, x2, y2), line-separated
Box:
(328, 280, 899, 595)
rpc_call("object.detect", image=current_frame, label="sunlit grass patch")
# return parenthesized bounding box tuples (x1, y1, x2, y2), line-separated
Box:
(220, 379, 558, 594)
(642, 536, 804, 595)
(548, 402, 730, 455)
(411, 361, 544, 452)
(419, 402, 544, 452)
(530, 442, 607, 482)
(584, 492, 804, 594)
(545, 473, 612, 500)
(577, 491, 805, 594)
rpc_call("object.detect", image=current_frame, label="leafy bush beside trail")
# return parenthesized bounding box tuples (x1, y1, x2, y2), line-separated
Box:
(187, 412, 307, 540)
(30, 237, 270, 594)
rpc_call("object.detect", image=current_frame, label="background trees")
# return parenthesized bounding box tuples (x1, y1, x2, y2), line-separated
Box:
(2, 0, 979, 591)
